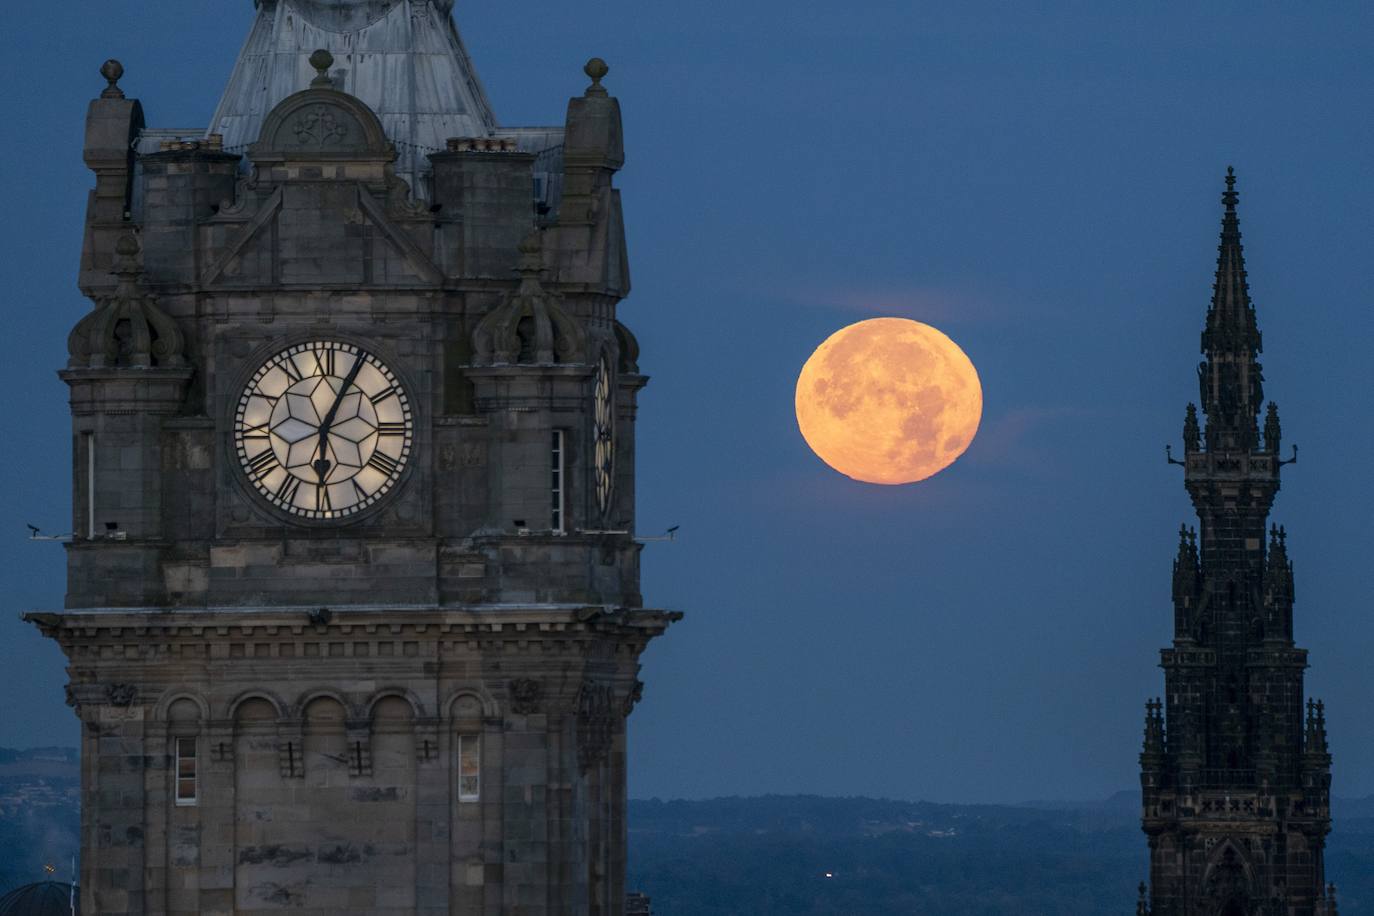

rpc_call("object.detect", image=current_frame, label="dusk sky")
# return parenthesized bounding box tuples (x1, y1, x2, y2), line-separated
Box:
(2, 1, 1372, 805)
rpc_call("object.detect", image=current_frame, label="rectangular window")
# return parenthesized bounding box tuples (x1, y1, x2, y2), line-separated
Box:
(175, 737, 197, 806)
(458, 734, 480, 802)
(551, 430, 565, 533)
(83, 432, 95, 540)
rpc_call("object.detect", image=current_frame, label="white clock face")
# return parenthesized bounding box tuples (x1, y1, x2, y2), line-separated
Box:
(593, 356, 614, 517)
(235, 341, 412, 519)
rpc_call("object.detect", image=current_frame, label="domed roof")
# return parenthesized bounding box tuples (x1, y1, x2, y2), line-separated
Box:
(0, 882, 78, 916)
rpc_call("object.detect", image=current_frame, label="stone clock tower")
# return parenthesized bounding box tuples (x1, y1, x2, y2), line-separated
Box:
(26, 3, 676, 914)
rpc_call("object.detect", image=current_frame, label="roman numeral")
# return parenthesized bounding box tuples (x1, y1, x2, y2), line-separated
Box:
(275, 475, 301, 503)
(240, 423, 270, 442)
(315, 347, 336, 377)
(369, 386, 398, 406)
(352, 480, 369, 501)
(316, 485, 332, 512)
(281, 359, 303, 383)
(246, 450, 276, 480)
(377, 422, 406, 437)
(367, 452, 401, 476)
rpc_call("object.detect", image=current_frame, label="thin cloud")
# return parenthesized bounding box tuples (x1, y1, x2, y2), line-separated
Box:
(965, 405, 1110, 474)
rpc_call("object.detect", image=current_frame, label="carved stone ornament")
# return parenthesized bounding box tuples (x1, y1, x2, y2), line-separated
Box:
(1202, 845, 1253, 910)
(622, 679, 644, 716)
(105, 684, 137, 707)
(508, 678, 542, 715)
(472, 231, 587, 366)
(68, 234, 187, 369)
(577, 680, 615, 772)
(292, 104, 353, 148)
(253, 62, 392, 160)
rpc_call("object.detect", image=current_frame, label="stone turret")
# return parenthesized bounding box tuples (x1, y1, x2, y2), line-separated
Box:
(79, 61, 143, 295)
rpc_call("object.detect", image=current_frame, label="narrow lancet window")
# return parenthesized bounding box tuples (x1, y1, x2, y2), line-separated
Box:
(458, 734, 480, 802)
(551, 429, 565, 533)
(175, 737, 198, 806)
(82, 431, 95, 540)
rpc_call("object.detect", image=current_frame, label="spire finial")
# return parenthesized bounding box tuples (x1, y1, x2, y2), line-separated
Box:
(99, 59, 125, 99)
(584, 57, 609, 97)
(1198, 166, 1262, 449)
(309, 49, 335, 89)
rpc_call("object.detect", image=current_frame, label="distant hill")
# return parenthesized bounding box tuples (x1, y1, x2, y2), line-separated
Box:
(2, 749, 1372, 913)
(628, 795, 1374, 915)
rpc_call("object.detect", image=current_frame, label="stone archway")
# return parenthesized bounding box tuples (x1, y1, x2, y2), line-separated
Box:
(1202, 843, 1255, 916)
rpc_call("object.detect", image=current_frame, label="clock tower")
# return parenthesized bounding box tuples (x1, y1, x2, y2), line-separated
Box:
(27, 3, 676, 915)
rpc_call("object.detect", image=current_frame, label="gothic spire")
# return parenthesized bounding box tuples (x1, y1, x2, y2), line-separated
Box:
(1305, 699, 1329, 756)
(1141, 698, 1165, 758)
(1171, 525, 1199, 608)
(1197, 167, 1264, 451)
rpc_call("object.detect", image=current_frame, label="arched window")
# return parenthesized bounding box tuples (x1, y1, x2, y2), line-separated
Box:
(371, 696, 415, 783)
(304, 696, 348, 780)
(167, 698, 200, 806)
(453, 695, 483, 803)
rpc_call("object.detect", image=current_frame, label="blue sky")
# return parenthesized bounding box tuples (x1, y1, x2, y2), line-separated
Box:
(1, 1, 1372, 804)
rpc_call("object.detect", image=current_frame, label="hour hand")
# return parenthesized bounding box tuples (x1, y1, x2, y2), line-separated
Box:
(312, 428, 332, 481)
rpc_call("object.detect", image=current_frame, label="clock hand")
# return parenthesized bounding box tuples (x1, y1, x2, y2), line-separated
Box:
(313, 351, 367, 483)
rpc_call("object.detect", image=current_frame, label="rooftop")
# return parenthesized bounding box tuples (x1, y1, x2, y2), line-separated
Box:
(208, 0, 552, 196)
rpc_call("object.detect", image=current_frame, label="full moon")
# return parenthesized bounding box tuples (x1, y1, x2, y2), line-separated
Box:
(795, 317, 983, 484)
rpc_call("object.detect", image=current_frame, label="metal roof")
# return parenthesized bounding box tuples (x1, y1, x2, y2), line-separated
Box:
(208, 0, 504, 197)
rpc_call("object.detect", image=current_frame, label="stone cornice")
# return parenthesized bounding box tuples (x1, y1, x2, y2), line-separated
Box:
(25, 605, 681, 642)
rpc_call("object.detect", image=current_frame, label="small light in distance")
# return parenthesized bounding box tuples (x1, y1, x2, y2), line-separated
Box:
(824, 872, 834, 879)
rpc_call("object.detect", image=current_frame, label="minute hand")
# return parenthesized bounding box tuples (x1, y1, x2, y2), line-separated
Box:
(313, 353, 367, 482)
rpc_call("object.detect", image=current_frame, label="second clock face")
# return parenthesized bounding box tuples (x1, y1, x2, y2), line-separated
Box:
(593, 355, 615, 517)
(235, 341, 413, 519)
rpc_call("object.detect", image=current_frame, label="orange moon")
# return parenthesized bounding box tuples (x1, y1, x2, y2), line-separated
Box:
(795, 317, 983, 484)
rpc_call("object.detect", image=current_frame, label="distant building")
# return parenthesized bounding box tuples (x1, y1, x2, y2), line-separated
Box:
(1137, 170, 1336, 915)
(25, 1, 677, 913)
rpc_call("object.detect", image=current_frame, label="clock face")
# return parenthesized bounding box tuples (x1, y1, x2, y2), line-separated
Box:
(234, 341, 413, 519)
(593, 356, 615, 517)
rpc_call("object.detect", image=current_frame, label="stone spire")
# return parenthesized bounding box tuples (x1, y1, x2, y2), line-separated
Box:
(1197, 167, 1265, 452)
(1264, 523, 1294, 623)
(1144, 170, 1332, 916)
(1305, 699, 1329, 757)
(1141, 698, 1165, 758)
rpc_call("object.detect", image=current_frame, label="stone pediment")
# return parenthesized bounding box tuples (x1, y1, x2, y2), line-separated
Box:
(202, 182, 441, 288)
(252, 87, 393, 162)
